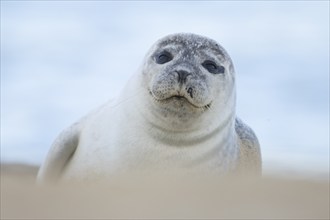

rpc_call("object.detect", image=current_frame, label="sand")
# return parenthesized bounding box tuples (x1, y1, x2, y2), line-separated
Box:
(1, 163, 329, 219)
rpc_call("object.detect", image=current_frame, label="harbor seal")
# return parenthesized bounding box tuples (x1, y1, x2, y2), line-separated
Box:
(37, 33, 261, 183)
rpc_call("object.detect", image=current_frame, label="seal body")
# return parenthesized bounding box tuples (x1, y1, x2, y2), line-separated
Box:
(37, 33, 261, 183)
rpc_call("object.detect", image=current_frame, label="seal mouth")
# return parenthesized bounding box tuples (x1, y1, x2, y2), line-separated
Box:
(169, 95, 187, 100)
(148, 90, 211, 110)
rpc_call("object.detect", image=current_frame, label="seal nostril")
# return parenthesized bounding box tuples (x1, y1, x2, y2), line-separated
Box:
(176, 70, 191, 84)
(187, 87, 193, 98)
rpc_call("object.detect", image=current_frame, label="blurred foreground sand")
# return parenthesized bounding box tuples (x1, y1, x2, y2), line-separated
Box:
(1, 163, 329, 219)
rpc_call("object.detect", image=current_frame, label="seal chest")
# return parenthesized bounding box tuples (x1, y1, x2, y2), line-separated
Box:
(37, 33, 261, 183)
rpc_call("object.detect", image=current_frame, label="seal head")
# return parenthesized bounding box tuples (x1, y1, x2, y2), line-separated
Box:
(140, 33, 236, 131)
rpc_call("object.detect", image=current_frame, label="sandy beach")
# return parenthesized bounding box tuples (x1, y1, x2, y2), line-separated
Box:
(1, 163, 329, 219)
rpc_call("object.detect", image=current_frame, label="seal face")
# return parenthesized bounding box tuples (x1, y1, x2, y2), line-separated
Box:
(37, 33, 261, 183)
(142, 33, 236, 130)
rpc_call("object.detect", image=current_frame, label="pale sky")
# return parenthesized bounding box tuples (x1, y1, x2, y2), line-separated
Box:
(1, 1, 329, 178)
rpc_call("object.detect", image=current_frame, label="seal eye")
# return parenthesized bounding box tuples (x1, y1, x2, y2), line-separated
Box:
(155, 51, 173, 64)
(202, 60, 225, 74)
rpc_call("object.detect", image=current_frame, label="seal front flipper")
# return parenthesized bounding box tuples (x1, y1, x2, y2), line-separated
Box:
(37, 122, 81, 183)
(235, 118, 262, 175)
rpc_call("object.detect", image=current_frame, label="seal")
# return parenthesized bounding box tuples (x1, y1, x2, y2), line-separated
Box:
(37, 33, 261, 183)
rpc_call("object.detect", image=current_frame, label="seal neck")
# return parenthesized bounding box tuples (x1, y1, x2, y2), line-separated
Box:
(138, 92, 237, 147)
(147, 112, 236, 147)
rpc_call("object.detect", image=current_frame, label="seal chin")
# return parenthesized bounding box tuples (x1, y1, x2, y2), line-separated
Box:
(148, 90, 211, 111)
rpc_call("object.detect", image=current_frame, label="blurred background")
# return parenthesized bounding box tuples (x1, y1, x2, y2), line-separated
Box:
(1, 1, 329, 178)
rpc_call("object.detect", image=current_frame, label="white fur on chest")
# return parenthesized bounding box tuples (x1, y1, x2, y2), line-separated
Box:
(62, 98, 239, 180)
